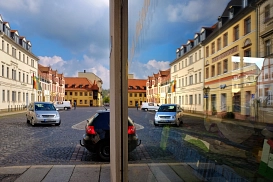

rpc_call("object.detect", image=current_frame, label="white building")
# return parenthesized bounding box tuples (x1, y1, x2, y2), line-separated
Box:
(170, 33, 205, 114)
(0, 15, 39, 111)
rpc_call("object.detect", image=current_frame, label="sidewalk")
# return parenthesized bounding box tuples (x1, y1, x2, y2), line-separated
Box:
(0, 163, 202, 182)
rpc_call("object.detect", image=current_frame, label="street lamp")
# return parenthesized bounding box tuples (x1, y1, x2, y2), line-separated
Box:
(203, 86, 210, 116)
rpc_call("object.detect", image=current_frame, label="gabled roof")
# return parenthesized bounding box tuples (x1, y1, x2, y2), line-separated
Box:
(128, 79, 146, 93)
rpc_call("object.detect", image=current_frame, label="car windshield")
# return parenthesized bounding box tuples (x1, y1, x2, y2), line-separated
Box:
(158, 105, 176, 112)
(35, 103, 56, 111)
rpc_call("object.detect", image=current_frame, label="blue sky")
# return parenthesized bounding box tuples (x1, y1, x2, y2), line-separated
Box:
(0, 0, 230, 89)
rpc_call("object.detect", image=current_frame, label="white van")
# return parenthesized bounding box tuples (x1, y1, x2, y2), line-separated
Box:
(140, 102, 160, 111)
(54, 101, 72, 110)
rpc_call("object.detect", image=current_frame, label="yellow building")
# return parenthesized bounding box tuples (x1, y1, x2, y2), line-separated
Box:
(202, 1, 258, 120)
(64, 77, 101, 107)
(128, 79, 147, 107)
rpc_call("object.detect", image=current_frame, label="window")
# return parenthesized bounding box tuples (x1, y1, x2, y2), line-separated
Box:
(195, 74, 197, 84)
(12, 91, 16, 102)
(206, 67, 209, 79)
(265, 5, 270, 23)
(6, 67, 9, 78)
(199, 94, 201, 105)
(199, 72, 201, 83)
(189, 56, 193, 65)
(223, 59, 228, 73)
(223, 33, 228, 47)
(182, 78, 184, 86)
(189, 95, 193, 105)
(85, 92, 88, 96)
(217, 62, 221, 75)
(189, 75, 193, 85)
(174, 65, 177, 72)
(26, 75, 28, 83)
(89, 92, 92, 96)
(139, 93, 142, 97)
(2, 65, 4, 77)
(265, 40, 271, 56)
(129, 93, 132, 97)
(199, 50, 201, 59)
(211, 42, 215, 54)
(244, 17, 251, 35)
(7, 43, 9, 54)
(23, 73, 25, 82)
(80, 92, 83, 96)
(244, 49, 251, 57)
(234, 25, 239, 41)
(134, 93, 137, 97)
(19, 72, 21, 82)
(2, 90, 5, 101)
(75, 92, 78, 96)
(70, 92, 72, 95)
(206, 46, 209, 57)
(217, 38, 221, 51)
(7, 90, 10, 102)
(195, 53, 197, 61)
(211, 65, 215, 77)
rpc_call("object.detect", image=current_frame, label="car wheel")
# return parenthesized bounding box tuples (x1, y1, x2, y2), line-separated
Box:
(26, 117, 30, 124)
(64, 107, 67, 110)
(31, 118, 35, 126)
(97, 140, 110, 161)
(144, 108, 148, 111)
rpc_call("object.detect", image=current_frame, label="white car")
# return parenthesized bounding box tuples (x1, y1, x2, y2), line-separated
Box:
(54, 101, 72, 110)
(140, 102, 160, 111)
(26, 102, 61, 126)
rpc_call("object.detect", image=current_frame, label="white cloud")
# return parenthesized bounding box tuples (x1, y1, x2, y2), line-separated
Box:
(38, 55, 110, 89)
(130, 59, 170, 79)
(166, 0, 229, 23)
(0, 0, 41, 13)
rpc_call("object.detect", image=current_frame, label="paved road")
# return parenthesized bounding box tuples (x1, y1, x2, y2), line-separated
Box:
(0, 107, 268, 181)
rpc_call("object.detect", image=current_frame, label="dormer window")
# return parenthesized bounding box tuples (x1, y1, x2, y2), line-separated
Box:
(129, 86, 133, 90)
(242, 0, 248, 8)
(229, 6, 234, 19)
(218, 16, 222, 28)
(72, 84, 75, 88)
(79, 85, 82, 88)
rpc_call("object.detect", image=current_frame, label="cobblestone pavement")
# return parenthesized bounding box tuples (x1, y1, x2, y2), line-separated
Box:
(0, 108, 178, 167)
(0, 108, 269, 181)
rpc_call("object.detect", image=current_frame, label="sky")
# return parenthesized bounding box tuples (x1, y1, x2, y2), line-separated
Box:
(0, 0, 230, 89)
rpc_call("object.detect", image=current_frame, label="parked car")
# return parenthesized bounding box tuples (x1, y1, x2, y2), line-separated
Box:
(140, 102, 160, 111)
(54, 101, 72, 110)
(80, 109, 139, 161)
(154, 104, 183, 127)
(26, 102, 61, 126)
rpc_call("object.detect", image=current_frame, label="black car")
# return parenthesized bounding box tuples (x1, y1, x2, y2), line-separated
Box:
(80, 110, 139, 161)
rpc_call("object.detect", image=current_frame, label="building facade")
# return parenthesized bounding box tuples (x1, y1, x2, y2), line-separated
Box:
(38, 64, 65, 102)
(202, 0, 258, 119)
(0, 15, 39, 111)
(128, 78, 146, 107)
(171, 35, 205, 113)
(78, 70, 103, 106)
(64, 77, 100, 107)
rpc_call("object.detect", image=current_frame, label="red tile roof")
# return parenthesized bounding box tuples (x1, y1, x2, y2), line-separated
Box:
(64, 77, 99, 91)
(128, 79, 146, 93)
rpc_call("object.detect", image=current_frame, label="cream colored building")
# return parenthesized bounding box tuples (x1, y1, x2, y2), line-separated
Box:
(78, 70, 103, 106)
(202, 1, 258, 119)
(0, 15, 39, 111)
(170, 37, 204, 113)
